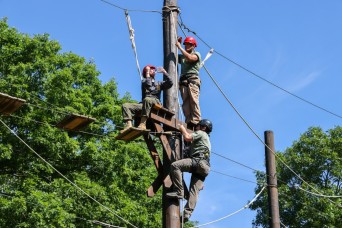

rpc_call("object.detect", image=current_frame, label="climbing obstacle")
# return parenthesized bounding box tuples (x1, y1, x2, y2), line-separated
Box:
(56, 113, 96, 131)
(115, 103, 191, 197)
(0, 92, 26, 115)
(115, 127, 150, 141)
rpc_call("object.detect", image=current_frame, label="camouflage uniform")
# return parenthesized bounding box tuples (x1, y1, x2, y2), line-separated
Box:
(170, 130, 211, 219)
(122, 72, 173, 122)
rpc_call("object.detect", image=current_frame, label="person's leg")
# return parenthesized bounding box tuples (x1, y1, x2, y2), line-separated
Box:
(121, 103, 142, 131)
(167, 158, 192, 198)
(138, 97, 159, 129)
(188, 80, 201, 124)
(180, 85, 191, 123)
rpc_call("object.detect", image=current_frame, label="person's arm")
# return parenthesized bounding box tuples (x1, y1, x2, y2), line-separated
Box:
(176, 41, 198, 63)
(158, 67, 173, 89)
(179, 124, 192, 142)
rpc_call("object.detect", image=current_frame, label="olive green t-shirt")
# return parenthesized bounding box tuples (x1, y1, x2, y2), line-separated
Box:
(179, 51, 202, 77)
(190, 130, 211, 157)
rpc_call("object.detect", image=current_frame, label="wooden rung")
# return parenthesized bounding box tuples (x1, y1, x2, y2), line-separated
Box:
(151, 104, 175, 120)
(56, 113, 96, 131)
(115, 127, 150, 141)
(0, 92, 26, 116)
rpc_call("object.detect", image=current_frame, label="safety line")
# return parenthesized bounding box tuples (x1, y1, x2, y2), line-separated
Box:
(178, 16, 341, 120)
(0, 118, 138, 228)
(295, 185, 342, 198)
(212, 152, 260, 173)
(211, 170, 259, 184)
(76, 217, 125, 228)
(100, 0, 161, 14)
(6, 114, 109, 138)
(202, 64, 342, 208)
(124, 10, 142, 81)
(0, 192, 124, 228)
(193, 186, 266, 227)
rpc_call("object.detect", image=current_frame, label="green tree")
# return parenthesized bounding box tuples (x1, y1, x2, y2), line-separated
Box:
(0, 18, 162, 227)
(250, 126, 342, 227)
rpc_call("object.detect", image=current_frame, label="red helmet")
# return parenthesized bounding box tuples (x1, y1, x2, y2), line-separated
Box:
(142, 65, 156, 77)
(183, 36, 197, 47)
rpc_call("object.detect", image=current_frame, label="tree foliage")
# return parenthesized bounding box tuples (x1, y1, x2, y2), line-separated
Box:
(0, 18, 162, 227)
(250, 126, 342, 227)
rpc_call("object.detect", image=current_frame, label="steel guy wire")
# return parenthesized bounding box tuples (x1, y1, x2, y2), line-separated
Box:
(178, 15, 342, 120)
(100, 0, 162, 14)
(6, 114, 110, 138)
(202, 64, 340, 206)
(0, 118, 138, 228)
(193, 186, 266, 227)
(0, 192, 124, 228)
(295, 184, 342, 198)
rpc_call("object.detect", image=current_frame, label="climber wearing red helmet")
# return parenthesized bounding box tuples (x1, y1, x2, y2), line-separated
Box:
(176, 36, 202, 127)
(121, 65, 173, 132)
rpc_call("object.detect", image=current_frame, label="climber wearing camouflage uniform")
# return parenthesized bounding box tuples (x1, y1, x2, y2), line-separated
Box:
(121, 65, 173, 131)
(167, 119, 213, 222)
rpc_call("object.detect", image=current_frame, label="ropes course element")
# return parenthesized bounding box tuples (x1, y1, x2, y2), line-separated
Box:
(0, 118, 138, 228)
(211, 170, 259, 184)
(202, 64, 341, 207)
(295, 185, 342, 198)
(100, 0, 161, 14)
(212, 152, 261, 173)
(178, 16, 342, 120)
(7, 113, 109, 138)
(125, 10, 142, 81)
(76, 217, 125, 228)
(193, 186, 266, 227)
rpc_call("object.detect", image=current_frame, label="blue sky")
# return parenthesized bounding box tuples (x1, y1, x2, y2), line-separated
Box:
(1, 0, 342, 227)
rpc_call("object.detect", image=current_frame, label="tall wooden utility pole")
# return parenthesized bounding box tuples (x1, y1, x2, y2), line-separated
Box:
(264, 131, 280, 228)
(162, 0, 180, 228)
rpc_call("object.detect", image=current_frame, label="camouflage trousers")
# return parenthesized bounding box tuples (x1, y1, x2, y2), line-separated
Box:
(122, 97, 161, 121)
(170, 158, 210, 218)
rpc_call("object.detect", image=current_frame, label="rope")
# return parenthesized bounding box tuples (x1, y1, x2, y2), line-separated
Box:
(295, 185, 342, 198)
(178, 17, 342, 120)
(0, 118, 138, 228)
(100, 0, 162, 14)
(194, 186, 266, 227)
(125, 10, 142, 81)
(211, 170, 259, 184)
(200, 48, 214, 68)
(202, 64, 342, 208)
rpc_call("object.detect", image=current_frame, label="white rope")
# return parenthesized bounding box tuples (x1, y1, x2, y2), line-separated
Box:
(295, 185, 342, 198)
(193, 186, 266, 227)
(200, 48, 214, 68)
(0, 118, 138, 228)
(125, 10, 142, 81)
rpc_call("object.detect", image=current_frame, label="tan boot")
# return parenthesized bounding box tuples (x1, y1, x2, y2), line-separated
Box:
(120, 120, 132, 133)
(137, 117, 147, 130)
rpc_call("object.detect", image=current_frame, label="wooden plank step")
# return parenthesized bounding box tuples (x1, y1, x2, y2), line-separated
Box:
(115, 127, 150, 141)
(0, 92, 26, 115)
(56, 113, 96, 131)
(151, 103, 175, 120)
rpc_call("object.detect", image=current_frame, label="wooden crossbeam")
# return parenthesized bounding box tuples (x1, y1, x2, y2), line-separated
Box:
(56, 113, 95, 131)
(0, 92, 26, 115)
